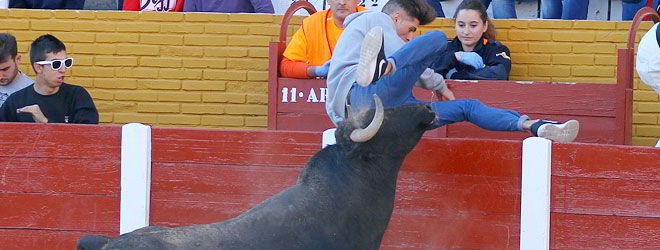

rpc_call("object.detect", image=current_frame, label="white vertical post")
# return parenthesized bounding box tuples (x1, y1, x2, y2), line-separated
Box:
(120, 123, 152, 234)
(322, 128, 337, 148)
(655, 139, 660, 147)
(520, 137, 552, 250)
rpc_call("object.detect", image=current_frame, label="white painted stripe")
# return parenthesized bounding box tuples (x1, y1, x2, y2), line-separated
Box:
(120, 123, 152, 235)
(322, 128, 336, 148)
(520, 137, 552, 250)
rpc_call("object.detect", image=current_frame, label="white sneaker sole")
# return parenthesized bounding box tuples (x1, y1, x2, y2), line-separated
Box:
(538, 120, 580, 143)
(356, 26, 383, 87)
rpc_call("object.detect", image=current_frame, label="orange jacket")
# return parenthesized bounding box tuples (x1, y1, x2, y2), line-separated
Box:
(280, 7, 366, 78)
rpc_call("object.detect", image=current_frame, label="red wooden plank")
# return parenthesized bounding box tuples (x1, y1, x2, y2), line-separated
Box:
(0, 158, 119, 194)
(0, 193, 118, 231)
(552, 177, 659, 217)
(0, 123, 120, 159)
(0, 229, 116, 250)
(552, 143, 660, 180)
(551, 213, 660, 248)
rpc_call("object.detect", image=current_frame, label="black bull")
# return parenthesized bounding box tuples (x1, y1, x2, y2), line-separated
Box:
(78, 98, 436, 250)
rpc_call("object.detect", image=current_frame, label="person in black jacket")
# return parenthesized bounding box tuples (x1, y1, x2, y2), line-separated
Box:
(9, 0, 85, 9)
(431, 0, 511, 80)
(0, 34, 98, 124)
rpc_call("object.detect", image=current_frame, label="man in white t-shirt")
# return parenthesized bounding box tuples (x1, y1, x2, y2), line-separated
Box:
(0, 33, 32, 106)
(636, 6, 660, 94)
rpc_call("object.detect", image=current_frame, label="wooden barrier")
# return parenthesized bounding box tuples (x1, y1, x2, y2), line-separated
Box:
(265, 2, 660, 145)
(0, 124, 657, 249)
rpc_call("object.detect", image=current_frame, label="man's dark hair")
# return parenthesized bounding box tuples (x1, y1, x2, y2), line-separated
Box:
(382, 0, 436, 25)
(0, 33, 18, 63)
(29, 34, 66, 66)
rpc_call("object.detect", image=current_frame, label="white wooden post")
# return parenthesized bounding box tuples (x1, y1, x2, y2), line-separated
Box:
(120, 123, 152, 234)
(520, 137, 552, 250)
(322, 128, 336, 148)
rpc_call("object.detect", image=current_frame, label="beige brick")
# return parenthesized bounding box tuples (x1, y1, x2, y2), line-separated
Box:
(203, 70, 246, 81)
(12, 9, 52, 19)
(72, 55, 94, 66)
(528, 65, 571, 77)
(183, 58, 227, 69)
(184, 12, 229, 22)
(31, 20, 74, 31)
(552, 55, 594, 65)
(552, 31, 595, 42)
(636, 125, 660, 137)
(594, 55, 617, 66)
(509, 65, 528, 77)
(184, 35, 228, 46)
(115, 45, 161, 56)
(633, 114, 658, 125)
(53, 9, 96, 19)
(114, 113, 158, 124)
(72, 44, 116, 55)
(71, 22, 117, 32)
(161, 23, 205, 34)
(138, 103, 180, 113)
(139, 34, 184, 46)
(572, 21, 616, 30)
(225, 81, 266, 93)
(227, 36, 272, 46)
(223, 104, 267, 115)
(245, 116, 267, 127)
(514, 54, 552, 64)
(52, 32, 96, 43)
(637, 103, 660, 113)
(633, 91, 660, 101)
(503, 42, 527, 53)
(528, 20, 572, 29)
(507, 30, 552, 41)
(1, 20, 30, 30)
(229, 13, 274, 23)
(247, 71, 268, 81)
(158, 114, 201, 125)
(96, 33, 139, 43)
(159, 69, 203, 80)
(572, 44, 616, 54)
(594, 31, 627, 42)
(138, 12, 183, 21)
(204, 47, 248, 57)
(201, 115, 244, 126)
(137, 79, 181, 90)
(492, 20, 529, 29)
(158, 92, 201, 102)
(205, 24, 249, 34)
(632, 137, 660, 146)
(140, 57, 182, 68)
(120, 68, 160, 79)
(202, 93, 245, 103)
(571, 66, 614, 77)
(114, 90, 159, 101)
(89, 90, 114, 101)
(69, 77, 94, 88)
(72, 67, 116, 78)
(95, 56, 139, 67)
(551, 77, 613, 84)
(116, 23, 160, 33)
(249, 24, 280, 35)
(175, 47, 205, 57)
(96, 11, 139, 20)
(246, 94, 267, 105)
(182, 81, 227, 91)
(181, 104, 224, 114)
(248, 47, 269, 58)
(227, 59, 268, 70)
(95, 101, 137, 112)
(99, 113, 113, 123)
(94, 78, 137, 89)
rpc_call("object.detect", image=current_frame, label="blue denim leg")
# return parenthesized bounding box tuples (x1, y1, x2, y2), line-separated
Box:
(482, 0, 518, 19)
(622, 0, 659, 20)
(542, 0, 562, 19)
(389, 31, 448, 72)
(429, 99, 526, 131)
(561, 0, 589, 20)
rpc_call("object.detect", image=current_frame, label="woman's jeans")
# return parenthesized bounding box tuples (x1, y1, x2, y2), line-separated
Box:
(542, 0, 590, 19)
(481, 0, 518, 19)
(349, 31, 525, 132)
(622, 0, 659, 20)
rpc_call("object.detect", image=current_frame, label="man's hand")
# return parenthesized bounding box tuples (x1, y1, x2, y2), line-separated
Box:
(455, 51, 485, 69)
(16, 104, 48, 123)
(313, 60, 331, 78)
(435, 88, 456, 101)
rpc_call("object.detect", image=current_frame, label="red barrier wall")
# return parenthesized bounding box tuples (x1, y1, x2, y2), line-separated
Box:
(0, 125, 657, 249)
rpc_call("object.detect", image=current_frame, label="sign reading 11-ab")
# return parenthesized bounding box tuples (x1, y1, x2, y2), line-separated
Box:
(281, 87, 327, 103)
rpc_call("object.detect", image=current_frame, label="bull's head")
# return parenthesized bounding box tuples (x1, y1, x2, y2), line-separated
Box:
(335, 95, 436, 157)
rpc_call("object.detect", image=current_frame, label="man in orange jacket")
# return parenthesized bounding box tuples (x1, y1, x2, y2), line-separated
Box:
(280, 0, 365, 79)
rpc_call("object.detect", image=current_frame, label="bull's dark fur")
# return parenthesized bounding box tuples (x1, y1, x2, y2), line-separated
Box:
(78, 103, 436, 250)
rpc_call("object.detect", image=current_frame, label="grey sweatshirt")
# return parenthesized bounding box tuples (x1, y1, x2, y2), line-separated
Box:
(325, 10, 446, 125)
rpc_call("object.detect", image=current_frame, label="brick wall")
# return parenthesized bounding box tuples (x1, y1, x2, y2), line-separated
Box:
(0, 9, 657, 145)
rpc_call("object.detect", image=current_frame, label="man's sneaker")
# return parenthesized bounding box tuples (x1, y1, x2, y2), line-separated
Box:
(531, 119, 580, 143)
(356, 26, 388, 87)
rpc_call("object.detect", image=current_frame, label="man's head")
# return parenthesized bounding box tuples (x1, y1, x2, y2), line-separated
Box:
(328, 0, 361, 26)
(0, 33, 21, 86)
(382, 0, 436, 42)
(30, 34, 72, 89)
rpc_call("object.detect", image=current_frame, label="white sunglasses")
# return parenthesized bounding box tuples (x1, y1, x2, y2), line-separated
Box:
(36, 58, 74, 70)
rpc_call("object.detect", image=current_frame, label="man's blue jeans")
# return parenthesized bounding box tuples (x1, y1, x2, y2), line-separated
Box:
(542, 0, 590, 19)
(622, 0, 659, 20)
(481, 0, 518, 19)
(349, 31, 526, 132)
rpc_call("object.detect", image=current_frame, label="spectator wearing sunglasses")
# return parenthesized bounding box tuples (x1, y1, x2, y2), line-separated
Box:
(0, 33, 32, 106)
(0, 34, 98, 124)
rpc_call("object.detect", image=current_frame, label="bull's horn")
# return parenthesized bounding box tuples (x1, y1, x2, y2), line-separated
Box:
(350, 94, 384, 142)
